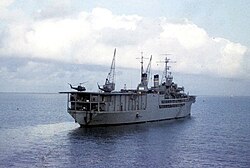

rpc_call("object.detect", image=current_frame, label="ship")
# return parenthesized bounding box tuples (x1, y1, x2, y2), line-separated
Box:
(60, 49, 196, 127)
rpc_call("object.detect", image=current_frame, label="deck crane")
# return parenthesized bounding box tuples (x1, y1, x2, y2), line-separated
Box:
(98, 48, 116, 92)
(145, 55, 152, 86)
(137, 54, 152, 91)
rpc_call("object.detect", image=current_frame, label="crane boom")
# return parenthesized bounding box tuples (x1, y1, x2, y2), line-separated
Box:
(145, 55, 152, 85)
(98, 48, 116, 92)
(107, 48, 116, 83)
(145, 55, 152, 75)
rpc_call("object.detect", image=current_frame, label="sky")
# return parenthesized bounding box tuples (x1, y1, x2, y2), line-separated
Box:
(0, 0, 250, 96)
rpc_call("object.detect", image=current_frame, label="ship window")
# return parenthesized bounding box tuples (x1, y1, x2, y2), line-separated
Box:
(159, 104, 184, 108)
(105, 96, 111, 102)
(139, 87, 144, 90)
(91, 96, 98, 102)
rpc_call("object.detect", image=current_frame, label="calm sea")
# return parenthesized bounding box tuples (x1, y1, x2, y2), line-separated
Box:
(0, 93, 249, 168)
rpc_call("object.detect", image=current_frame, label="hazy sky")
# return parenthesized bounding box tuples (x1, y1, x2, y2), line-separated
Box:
(0, 0, 250, 96)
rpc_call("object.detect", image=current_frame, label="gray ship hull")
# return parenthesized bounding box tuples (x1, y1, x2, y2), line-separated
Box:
(67, 93, 195, 126)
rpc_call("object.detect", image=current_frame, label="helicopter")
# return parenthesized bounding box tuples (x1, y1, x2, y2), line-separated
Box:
(68, 82, 86, 91)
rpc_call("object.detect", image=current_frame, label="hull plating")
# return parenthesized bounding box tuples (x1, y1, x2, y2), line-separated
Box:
(68, 100, 193, 126)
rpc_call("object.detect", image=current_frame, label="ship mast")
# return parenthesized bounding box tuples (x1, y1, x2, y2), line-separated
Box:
(164, 57, 170, 81)
(140, 52, 144, 82)
(164, 57, 174, 86)
(157, 54, 175, 86)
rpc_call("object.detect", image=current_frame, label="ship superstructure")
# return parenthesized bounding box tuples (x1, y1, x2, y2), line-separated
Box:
(60, 50, 196, 127)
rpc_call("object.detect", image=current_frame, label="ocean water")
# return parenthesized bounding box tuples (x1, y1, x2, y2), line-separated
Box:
(0, 93, 249, 168)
